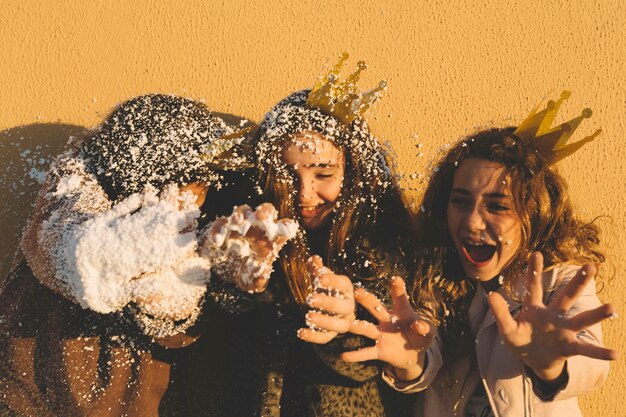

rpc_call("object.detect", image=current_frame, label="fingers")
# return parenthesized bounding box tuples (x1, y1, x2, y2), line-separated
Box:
(566, 303, 615, 332)
(253, 202, 278, 221)
(307, 255, 333, 276)
(314, 273, 354, 295)
(564, 339, 618, 361)
(390, 276, 413, 315)
(354, 288, 391, 322)
(297, 327, 337, 344)
(487, 291, 518, 337)
(229, 204, 253, 232)
(406, 319, 436, 350)
(179, 182, 208, 207)
(549, 264, 596, 313)
(347, 319, 380, 340)
(525, 252, 545, 307)
(305, 311, 352, 333)
(244, 226, 273, 258)
(340, 346, 379, 362)
(307, 292, 355, 316)
(250, 270, 271, 293)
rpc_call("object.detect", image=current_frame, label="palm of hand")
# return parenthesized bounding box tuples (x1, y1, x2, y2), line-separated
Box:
(204, 203, 296, 293)
(504, 305, 578, 375)
(488, 252, 617, 381)
(342, 277, 435, 376)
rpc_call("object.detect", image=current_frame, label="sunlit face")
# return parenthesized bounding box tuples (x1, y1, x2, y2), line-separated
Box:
(281, 131, 345, 230)
(447, 158, 522, 281)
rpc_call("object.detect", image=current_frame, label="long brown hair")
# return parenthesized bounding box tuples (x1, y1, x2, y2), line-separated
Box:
(411, 127, 604, 361)
(255, 90, 411, 304)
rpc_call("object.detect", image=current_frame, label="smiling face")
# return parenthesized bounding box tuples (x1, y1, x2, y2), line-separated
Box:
(446, 158, 522, 281)
(281, 131, 345, 230)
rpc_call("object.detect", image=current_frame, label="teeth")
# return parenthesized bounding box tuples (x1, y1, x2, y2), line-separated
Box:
(300, 204, 322, 212)
(466, 241, 483, 247)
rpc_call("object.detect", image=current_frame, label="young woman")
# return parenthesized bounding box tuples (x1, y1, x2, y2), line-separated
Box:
(0, 94, 293, 417)
(232, 79, 416, 417)
(341, 125, 617, 417)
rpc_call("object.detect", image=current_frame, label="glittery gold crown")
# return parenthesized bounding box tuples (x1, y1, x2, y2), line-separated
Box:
(203, 126, 256, 170)
(514, 91, 602, 164)
(306, 52, 387, 124)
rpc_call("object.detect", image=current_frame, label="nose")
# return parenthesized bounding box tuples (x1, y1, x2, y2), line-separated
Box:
(298, 178, 315, 202)
(464, 205, 486, 232)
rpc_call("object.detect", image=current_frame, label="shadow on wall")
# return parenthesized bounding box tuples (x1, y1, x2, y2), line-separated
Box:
(0, 124, 88, 284)
(0, 113, 256, 286)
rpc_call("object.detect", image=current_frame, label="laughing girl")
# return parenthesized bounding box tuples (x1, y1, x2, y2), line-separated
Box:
(342, 95, 616, 417)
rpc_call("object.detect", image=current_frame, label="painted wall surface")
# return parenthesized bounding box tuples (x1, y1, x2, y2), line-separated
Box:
(1, 1, 624, 415)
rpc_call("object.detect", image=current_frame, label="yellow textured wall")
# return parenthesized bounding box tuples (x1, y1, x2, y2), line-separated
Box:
(1, 1, 624, 415)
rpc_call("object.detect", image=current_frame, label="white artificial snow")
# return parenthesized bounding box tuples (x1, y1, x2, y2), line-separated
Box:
(201, 204, 299, 287)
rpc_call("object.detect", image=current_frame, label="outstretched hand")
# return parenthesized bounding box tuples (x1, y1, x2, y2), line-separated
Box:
(340, 276, 436, 381)
(201, 203, 298, 293)
(487, 252, 618, 382)
(297, 256, 356, 344)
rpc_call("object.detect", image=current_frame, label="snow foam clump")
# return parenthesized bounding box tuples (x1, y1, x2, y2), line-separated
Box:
(201, 204, 299, 288)
(59, 184, 207, 314)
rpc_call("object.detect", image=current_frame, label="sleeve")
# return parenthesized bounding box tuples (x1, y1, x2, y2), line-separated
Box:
(0, 262, 172, 417)
(20, 148, 113, 304)
(310, 334, 381, 382)
(205, 276, 263, 314)
(381, 332, 443, 393)
(530, 266, 610, 401)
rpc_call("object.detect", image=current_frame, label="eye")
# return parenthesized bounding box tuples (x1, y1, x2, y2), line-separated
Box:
(315, 170, 336, 180)
(449, 197, 471, 208)
(487, 202, 511, 213)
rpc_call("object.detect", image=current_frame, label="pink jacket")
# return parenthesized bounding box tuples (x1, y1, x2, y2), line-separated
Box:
(383, 265, 610, 417)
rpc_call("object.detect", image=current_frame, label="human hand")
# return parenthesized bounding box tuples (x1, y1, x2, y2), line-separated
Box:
(340, 276, 435, 381)
(488, 252, 618, 382)
(200, 203, 298, 293)
(297, 255, 357, 344)
(178, 182, 208, 208)
(70, 184, 202, 314)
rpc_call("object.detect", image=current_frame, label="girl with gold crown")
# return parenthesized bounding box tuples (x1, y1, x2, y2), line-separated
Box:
(340, 94, 616, 417)
(193, 54, 415, 417)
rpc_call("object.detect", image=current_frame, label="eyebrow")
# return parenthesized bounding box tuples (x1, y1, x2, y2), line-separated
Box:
(451, 188, 510, 199)
(287, 163, 339, 168)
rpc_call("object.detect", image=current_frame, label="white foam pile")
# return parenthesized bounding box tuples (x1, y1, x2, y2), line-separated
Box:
(200, 204, 299, 289)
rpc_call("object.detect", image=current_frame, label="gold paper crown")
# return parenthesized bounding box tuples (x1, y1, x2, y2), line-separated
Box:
(203, 126, 256, 170)
(514, 91, 601, 164)
(306, 52, 387, 124)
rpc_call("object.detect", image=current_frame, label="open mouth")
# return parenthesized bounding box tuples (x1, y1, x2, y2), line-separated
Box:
(461, 241, 496, 267)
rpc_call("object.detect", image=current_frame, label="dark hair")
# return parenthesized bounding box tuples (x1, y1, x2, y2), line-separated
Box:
(81, 94, 232, 201)
(410, 127, 604, 361)
(255, 90, 411, 304)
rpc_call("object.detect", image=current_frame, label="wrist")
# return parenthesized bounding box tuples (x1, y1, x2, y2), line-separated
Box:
(393, 350, 427, 381)
(530, 361, 566, 383)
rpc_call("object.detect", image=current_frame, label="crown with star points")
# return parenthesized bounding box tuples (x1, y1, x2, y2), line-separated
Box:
(305, 52, 387, 124)
(514, 91, 601, 165)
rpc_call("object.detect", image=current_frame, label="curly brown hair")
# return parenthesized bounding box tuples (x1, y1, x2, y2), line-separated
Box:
(410, 127, 604, 361)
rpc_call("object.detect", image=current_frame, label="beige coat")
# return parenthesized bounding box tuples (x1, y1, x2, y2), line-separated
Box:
(384, 265, 610, 417)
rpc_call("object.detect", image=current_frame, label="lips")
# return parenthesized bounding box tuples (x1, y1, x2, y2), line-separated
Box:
(298, 204, 323, 219)
(461, 241, 496, 267)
